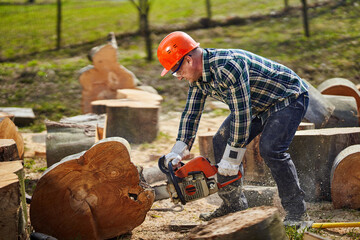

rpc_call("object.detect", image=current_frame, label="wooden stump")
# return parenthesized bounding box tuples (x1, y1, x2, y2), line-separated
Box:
(0, 139, 19, 162)
(0, 107, 35, 127)
(323, 95, 359, 128)
(331, 145, 360, 209)
(198, 132, 216, 164)
(105, 99, 160, 144)
(116, 88, 163, 103)
(317, 78, 360, 121)
(288, 127, 360, 201)
(79, 33, 139, 113)
(303, 81, 335, 128)
(0, 111, 15, 122)
(0, 117, 24, 159)
(0, 160, 28, 240)
(188, 206, 287, 240)
(30, 137, 155, 240)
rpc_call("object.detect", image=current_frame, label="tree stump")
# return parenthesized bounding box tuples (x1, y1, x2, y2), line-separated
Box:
(116, 88, 163, 103)
(104, 99, 160, 144)
(0, 111, 15, 122)
(79, 32, 139, 113)
(188, 206, 287, 240)
(323, 95, 359, 128)
(0, 160, 28, 240)
(198, 131, 216, 164)
(0, 117, 24, 159)
(0, 107, 35, 127)
(303, 80, 335, 128)
(288, 127, 360, 201)
(0, 139, 19, 162)
(331, 145, 360, 209)
(30, 137, 155, 240)
(318, 78, 360, 123)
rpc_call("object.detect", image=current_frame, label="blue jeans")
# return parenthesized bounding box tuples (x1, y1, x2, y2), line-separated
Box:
(213, 92, 309, 216)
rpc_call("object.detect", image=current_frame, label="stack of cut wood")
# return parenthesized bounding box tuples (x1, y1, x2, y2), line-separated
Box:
(31, 137, 155, 240)
(79, 32, 140, 113)
(0, 117, 27, 240)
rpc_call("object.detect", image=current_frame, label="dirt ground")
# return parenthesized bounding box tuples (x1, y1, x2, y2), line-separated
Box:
(23, 110, 360, 240)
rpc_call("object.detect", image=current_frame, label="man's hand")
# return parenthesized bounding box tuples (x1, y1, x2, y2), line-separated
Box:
(164, 141, 189, 169)
(218, 144, 246, 176)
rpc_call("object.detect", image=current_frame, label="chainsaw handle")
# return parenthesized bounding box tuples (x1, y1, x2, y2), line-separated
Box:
(215, 164, 242, 189)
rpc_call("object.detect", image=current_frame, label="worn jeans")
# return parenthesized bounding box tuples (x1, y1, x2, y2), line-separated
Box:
(213, 92, 309, 216)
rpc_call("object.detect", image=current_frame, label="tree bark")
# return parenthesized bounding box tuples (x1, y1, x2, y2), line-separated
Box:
(188, 206, 287, 240)
(323, 95, 359, 128)
(30, 137, 155, 240)
(331, 145, 360, 209)
(301, 0, 310, 37)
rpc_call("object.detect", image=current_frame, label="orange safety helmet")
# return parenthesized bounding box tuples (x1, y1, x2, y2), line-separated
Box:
(157, 31, 200, 76)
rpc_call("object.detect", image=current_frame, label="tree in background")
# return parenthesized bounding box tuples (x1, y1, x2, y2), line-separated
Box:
(205, 0, 212, 20)
(130, 0, 153, 61)
(300, 0, 310, 37)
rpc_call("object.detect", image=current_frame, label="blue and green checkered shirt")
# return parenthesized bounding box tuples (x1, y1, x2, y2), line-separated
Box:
(177, 48, 308, 149)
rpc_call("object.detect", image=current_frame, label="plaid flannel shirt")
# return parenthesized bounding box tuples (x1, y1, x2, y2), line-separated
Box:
(177, 48, 308, 149)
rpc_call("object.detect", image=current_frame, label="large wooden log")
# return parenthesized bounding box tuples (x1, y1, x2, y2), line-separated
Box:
(188, 206, 287, 240)
(0, 139, 19, 162)
(303, 81, 335, 128)
(0, 160, 28, 240)
(288, 127, 360, 201)
(331, 145, 360, 209)
(116, 88, 163, 103)
(0, 117, 24, 159)
(30, 137, 155, 240)
(323, 95, 359, 128)
(105, 99, 160, 144)
(318, 78, 360, 111)
(79, 33, 139, 113)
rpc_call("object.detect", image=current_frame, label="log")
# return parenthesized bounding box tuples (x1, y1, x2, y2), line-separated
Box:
(0, 160, 28, 240)
(0, 117, 24, 159)
(288, 127, 360, 201)
(116, 88, 163, 103)
(79, 32, 139, 113)
(323, 95, 359, 128)
(331, 145, 360, 209)
(105, 99, 160, 144)
(318, 78, 360, 122)
(198, 131, 216, 164)
(303, 81, 335, 128)
(0, 107, 35, 127)
(30, 137, 155, 240)
(188, 206, 287, 240)
(298, 122, 315, 130)
(0, 139, 19, 162)
(0, 111, 15, 122)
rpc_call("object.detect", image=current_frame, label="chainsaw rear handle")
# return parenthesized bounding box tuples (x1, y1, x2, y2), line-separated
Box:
(214, 164, 242, 189)
(158, 155, 184, 174)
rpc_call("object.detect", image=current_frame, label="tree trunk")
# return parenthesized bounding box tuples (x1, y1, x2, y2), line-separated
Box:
(205, 0, 212, 20)
(188, 206, 287, 240)
(30, 137, 155, 240)
(301, 0, 310, 37)
(0, 117, 24, 159)
(288, 127, 360, 201)
(331, 145, 360, 209)
(0, 139, 19, 162)
(0, 160, 28, 240)
(323, 95, 359, 128)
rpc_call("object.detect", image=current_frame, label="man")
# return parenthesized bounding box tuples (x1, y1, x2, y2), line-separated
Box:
(157, 31, 309, 224)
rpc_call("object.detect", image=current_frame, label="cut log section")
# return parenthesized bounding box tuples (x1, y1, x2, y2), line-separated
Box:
(116, 88, 163, 103)
(0, 139, 19, 162)
(0, 117, 24, 159)
(0, 160, 27, 240)
(288, 127, 360, 201)
(198, 132, 216, 164)
(0, 107, 35, 127)
(303, 80, 335, 128)
(0, 111, 15, 122)
(30, 137, 155, 240)
(323, 95, 359, 128)
(331, 145, 360, 209)
(188, 206, 287, 240)
(104, 99, 160, 144)
(79, 33, 139, 113)
(318, 78, 360, 124)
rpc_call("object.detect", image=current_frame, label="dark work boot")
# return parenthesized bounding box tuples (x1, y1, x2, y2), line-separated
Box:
(199, 183, 248, 221)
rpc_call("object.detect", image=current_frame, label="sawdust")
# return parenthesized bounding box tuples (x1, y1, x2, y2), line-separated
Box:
(22, 111, 360, 240)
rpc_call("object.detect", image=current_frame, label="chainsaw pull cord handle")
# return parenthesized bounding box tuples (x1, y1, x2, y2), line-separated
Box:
(214, 164, 242, 189)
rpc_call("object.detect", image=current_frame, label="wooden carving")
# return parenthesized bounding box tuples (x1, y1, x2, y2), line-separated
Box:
(30, 137, 155, 239)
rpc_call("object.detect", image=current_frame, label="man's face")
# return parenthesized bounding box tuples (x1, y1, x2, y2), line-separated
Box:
(171, 55, 200, 83)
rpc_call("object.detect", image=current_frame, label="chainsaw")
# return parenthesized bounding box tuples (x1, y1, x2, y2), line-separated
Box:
(154, 155, 242, 205)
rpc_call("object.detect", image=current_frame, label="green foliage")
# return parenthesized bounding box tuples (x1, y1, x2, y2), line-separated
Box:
(285, 226, 307, 240)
